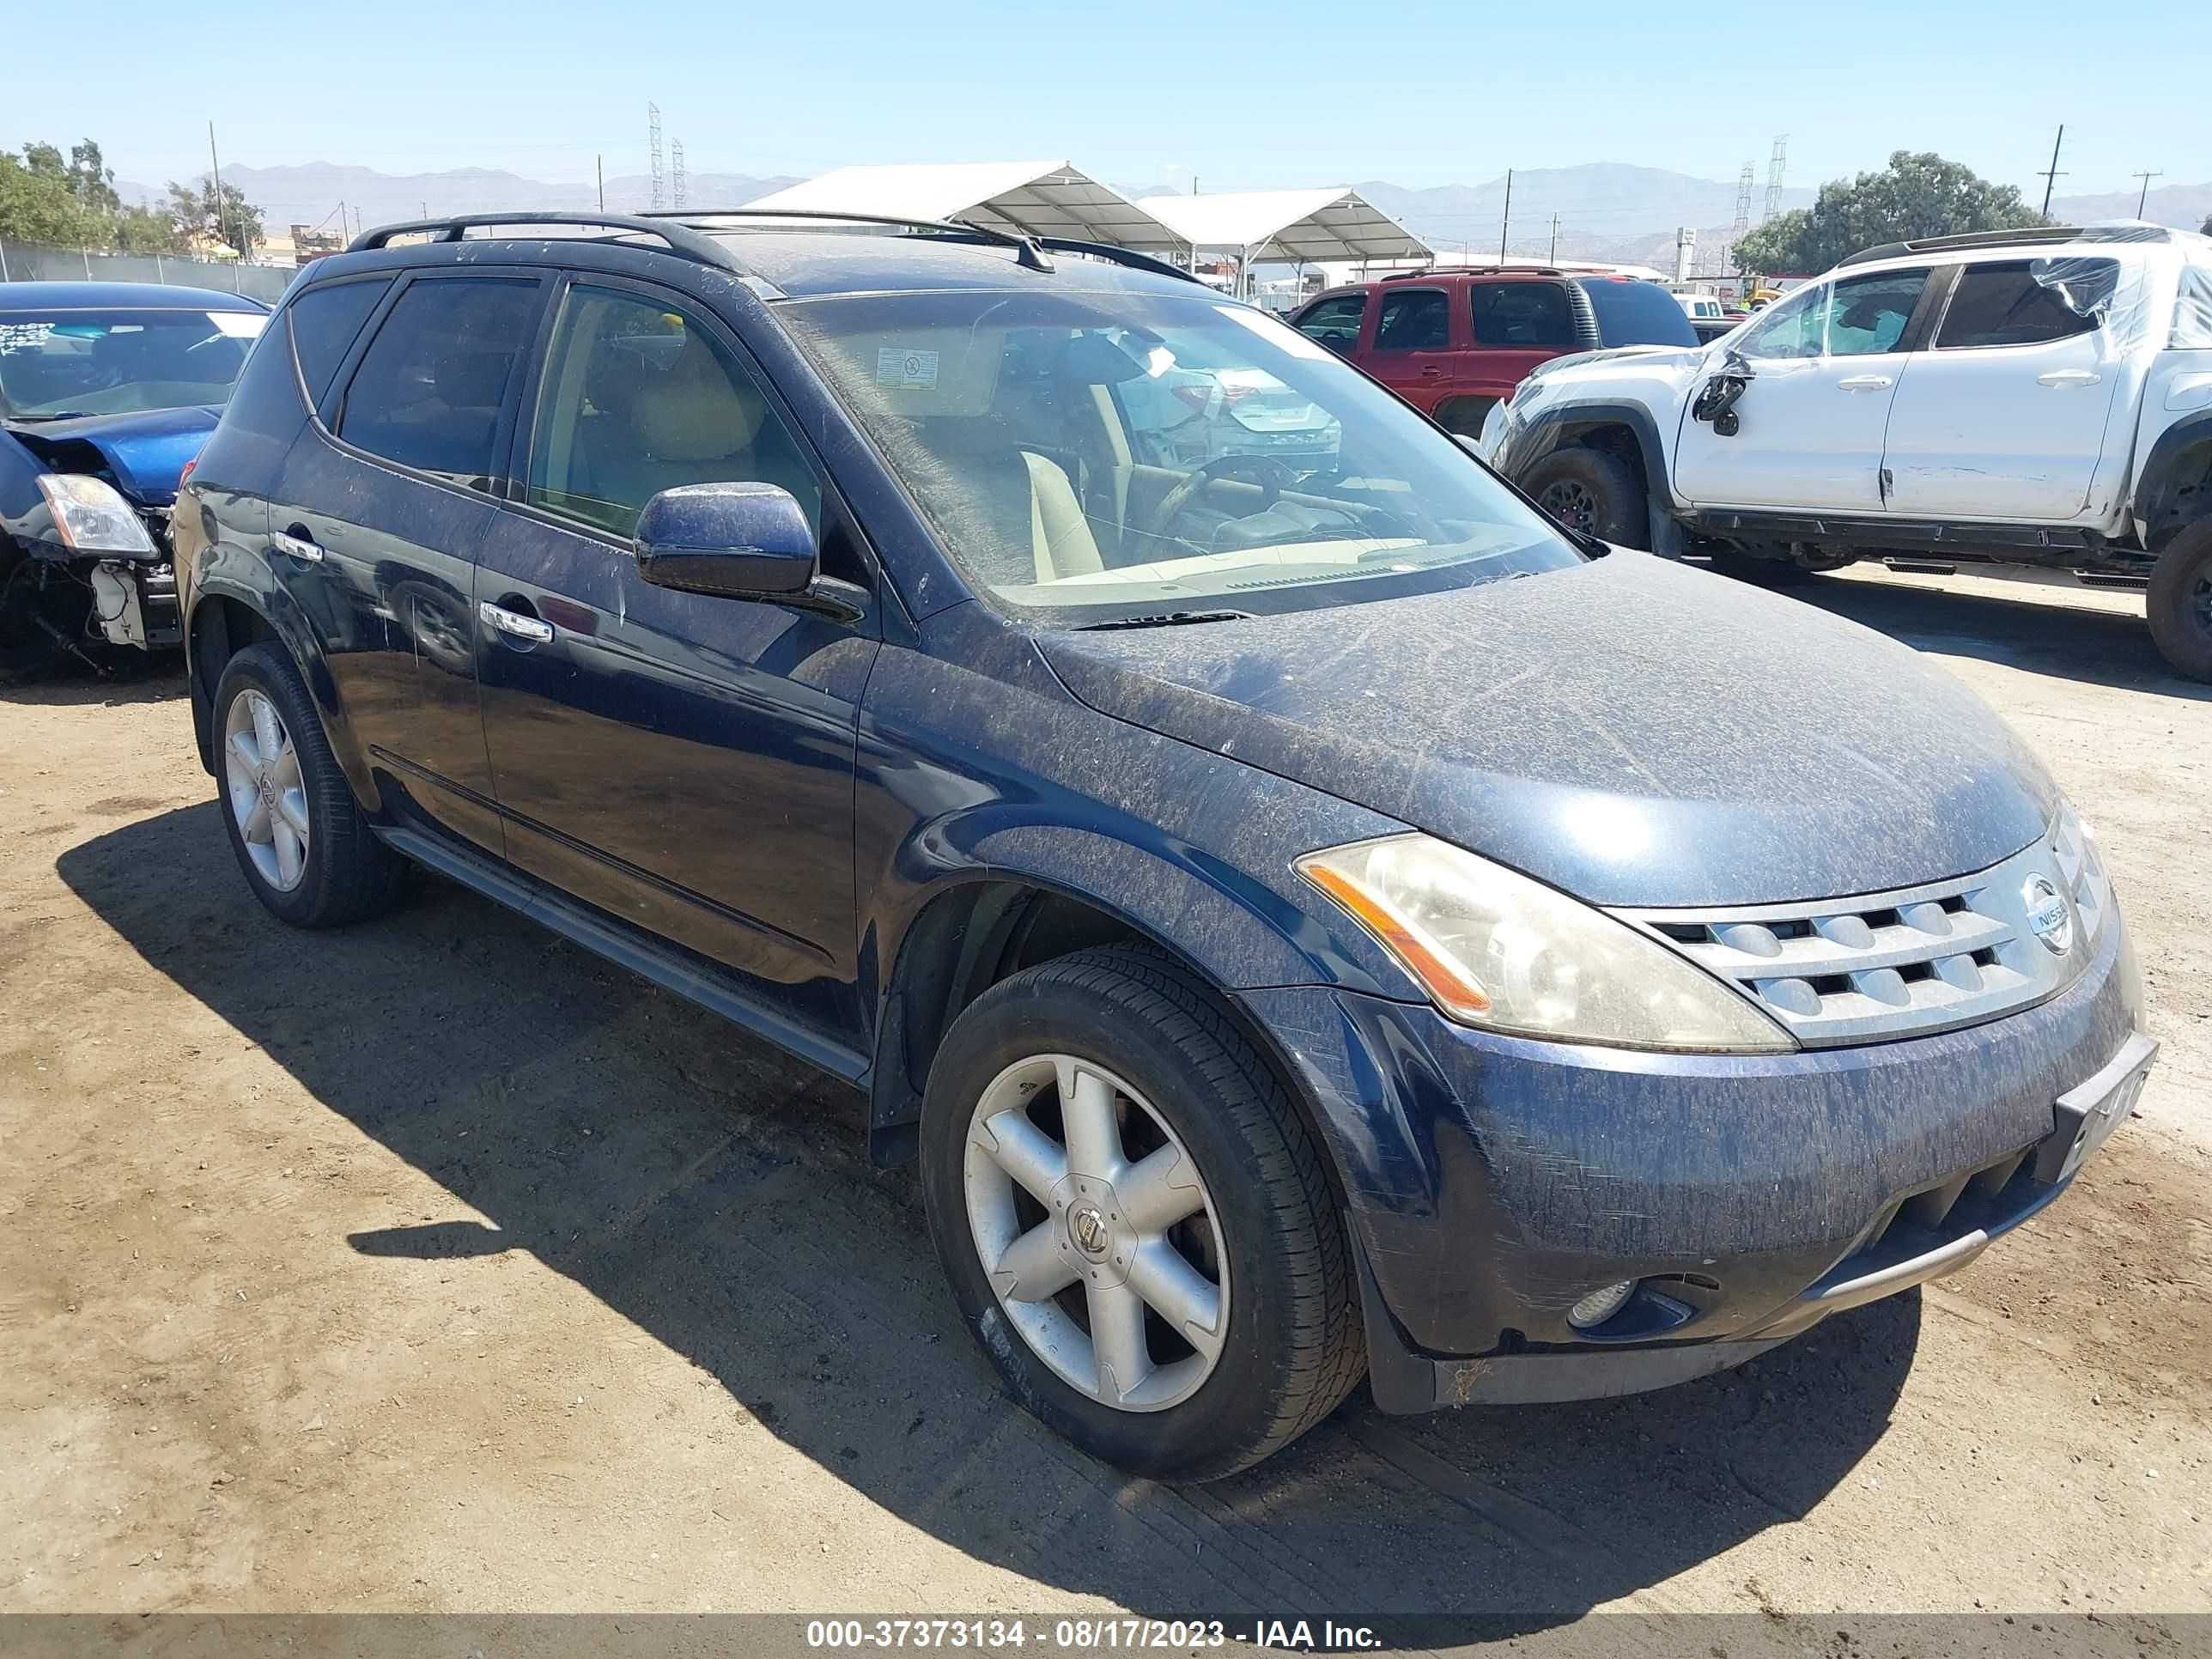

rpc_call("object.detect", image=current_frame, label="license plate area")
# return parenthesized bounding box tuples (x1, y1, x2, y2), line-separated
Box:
(2033, 1030, 2158, 1185)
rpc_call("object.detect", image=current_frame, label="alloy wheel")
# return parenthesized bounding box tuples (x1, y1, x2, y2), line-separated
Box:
(1539, 478, 1599, 533)
(223, 688, 312, 892)
(962, 1054, 1228, 1412)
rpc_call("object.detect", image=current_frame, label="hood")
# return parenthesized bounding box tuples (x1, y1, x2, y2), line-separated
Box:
(1038, 552, 2057, 908)
(4, 404, 220, 507)
(1532, 343, 1705, 380)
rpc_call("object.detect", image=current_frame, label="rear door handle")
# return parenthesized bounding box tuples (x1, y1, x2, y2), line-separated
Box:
(479, 600, 554, 644)
(1836, 374, 1893, 391)
(1419, 365, 1445, 378)
(271, 526, 324, 564)
(2039, 368, 2101, 387)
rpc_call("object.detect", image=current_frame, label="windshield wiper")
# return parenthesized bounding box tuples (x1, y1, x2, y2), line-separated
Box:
(1079, 609, 1255, 631)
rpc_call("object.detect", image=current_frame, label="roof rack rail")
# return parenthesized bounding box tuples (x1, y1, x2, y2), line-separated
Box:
(1838, 226, 2086, 267)
(1030, 236, 1202, 285)
(1382, 264, 1565, 281)
(642, 206, 1057, 271)
(347, 210, 752, 273)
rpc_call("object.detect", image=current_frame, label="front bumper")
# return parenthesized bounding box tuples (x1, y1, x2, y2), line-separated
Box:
(1237, 908, 2147, 1409)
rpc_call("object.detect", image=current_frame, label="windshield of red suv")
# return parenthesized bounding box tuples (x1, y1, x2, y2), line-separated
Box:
(0, 307, 268, 419)
(1573, 277, 1700, 349)
(783, 287, 1583, 623)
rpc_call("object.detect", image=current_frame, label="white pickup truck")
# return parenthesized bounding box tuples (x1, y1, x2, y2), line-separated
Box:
(1480, 224, 2212, 679)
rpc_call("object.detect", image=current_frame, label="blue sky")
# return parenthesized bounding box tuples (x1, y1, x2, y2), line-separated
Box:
(8, 0, 2203, 203)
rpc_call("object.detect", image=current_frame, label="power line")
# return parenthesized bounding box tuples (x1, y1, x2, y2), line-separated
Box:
(672, 138, 686, 210)
(1761, 136, 1788, 224)
(647, 103, 664, 212)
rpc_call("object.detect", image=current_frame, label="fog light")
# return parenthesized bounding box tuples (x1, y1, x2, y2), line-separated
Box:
(1568, 1279, 1638, 1330)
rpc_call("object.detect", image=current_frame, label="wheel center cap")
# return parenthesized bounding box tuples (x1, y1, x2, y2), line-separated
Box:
(1068, 1204, 1111, 1258)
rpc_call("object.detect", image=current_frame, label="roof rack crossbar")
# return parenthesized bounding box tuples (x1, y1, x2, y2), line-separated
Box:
(1838, 226, 2087, 267)
(347, 210, 751, 275)
(640, 205, 1057, 271)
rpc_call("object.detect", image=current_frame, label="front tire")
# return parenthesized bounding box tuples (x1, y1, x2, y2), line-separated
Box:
(2148, 519, 2212, 683)
(1522, 445, 1649, 548)
(920, 945, 1364, 1480)
(213, 642, 406, 927)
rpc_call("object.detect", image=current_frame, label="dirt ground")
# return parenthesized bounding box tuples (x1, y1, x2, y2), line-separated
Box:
(2, 562, 2208, 1638)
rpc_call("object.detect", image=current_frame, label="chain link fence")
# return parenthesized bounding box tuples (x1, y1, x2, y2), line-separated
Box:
(0, 239, 295, 305)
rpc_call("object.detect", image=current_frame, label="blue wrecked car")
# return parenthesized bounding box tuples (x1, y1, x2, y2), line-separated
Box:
(173, 214, 2153, 1481)
(0, 281, 268, 675)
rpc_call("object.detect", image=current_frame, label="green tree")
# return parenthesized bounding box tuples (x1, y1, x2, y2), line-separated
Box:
(66, 139, 123, 216)
(1735, 150, 2046, 275)
(165, 176, 264, 256)
(0, 146, 93, 244)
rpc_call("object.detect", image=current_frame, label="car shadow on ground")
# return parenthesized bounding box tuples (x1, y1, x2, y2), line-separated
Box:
(1758, 568, 2211, 702)
(0, 656, 188, 705)
(58, 804, 1917, 1634)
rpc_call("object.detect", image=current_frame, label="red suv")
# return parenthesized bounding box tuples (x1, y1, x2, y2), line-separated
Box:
(1288, 267, 1699, 435)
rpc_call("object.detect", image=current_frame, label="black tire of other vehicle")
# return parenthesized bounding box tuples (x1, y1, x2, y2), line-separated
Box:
(2148, 518, 2212, 683)
(213, 642, 407, 927)
(1522, 445, 1648, 548)
(919, 945, 1364, 1481)
(1706, 548, 1818, 584)
(1435, 396, 1498, 438)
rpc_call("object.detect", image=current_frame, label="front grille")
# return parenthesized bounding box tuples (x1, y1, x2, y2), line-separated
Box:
(1616, 805, 2111, 1047)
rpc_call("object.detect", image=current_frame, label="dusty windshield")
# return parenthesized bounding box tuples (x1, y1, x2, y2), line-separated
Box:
(0, 307, 269, 420)
(783, 287, 1582, 622)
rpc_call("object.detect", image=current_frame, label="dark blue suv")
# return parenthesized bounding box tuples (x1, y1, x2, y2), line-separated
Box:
(174, 210, 2154, 1480)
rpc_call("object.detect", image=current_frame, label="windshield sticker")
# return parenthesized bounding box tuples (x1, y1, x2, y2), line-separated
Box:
(1212, 304, 1332, 361)
(877, 346, 940, 389)
(210, 312, 270, 338)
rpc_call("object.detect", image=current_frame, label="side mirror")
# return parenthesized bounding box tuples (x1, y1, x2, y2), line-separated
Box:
(634, 483, 817, 600)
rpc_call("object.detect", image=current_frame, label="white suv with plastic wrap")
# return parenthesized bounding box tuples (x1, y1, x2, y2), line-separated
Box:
(1477, 224, 2212, 680)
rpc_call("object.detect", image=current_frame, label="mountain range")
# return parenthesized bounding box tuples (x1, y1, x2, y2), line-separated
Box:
(116, 160, 2210, 271)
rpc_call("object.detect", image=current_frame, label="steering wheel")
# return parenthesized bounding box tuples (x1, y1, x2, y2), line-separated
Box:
(1146, 453, 1293, 541)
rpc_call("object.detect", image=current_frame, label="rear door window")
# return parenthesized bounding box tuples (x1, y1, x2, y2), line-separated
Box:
(1468, 282, 1576, 348)
(1572, 277, 1699, 347)
(335, 276, 541, 489)
(288, 276, 392, 403)
(1371, 289, 1449, 350)
(1936, 259, 2115, 349)
(1293, 293, 1368, 354)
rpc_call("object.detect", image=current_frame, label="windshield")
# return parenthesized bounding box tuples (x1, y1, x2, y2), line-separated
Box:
(1574, 278, 1699, 348)
(783, 288, 1582, 623)
(0, 306, 268, 420)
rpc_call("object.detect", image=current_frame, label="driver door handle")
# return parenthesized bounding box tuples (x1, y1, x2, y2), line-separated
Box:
(1836, 374, 1893, 391)
(2039, 368, 2101, 387)
(479, 600, 554, 644)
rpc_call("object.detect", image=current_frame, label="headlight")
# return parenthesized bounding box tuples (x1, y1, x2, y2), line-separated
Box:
(1297, 834, 1795, 1052)
(35, 473, 155, 556)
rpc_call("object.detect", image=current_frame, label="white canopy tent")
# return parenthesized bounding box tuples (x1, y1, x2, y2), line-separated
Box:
(744, 161, 1182, 252)
(1140, 189, 1431, 294)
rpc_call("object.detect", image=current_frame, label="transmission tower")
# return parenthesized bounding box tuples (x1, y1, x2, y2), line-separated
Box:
(648, 103, 665, 211)
(672, 139, 686, 210)
(1761, 136, 1788, 224)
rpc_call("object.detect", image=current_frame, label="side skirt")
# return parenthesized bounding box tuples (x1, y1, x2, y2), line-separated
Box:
(378, 824, 872, 1088)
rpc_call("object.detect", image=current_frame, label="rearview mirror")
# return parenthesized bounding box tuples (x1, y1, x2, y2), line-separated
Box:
(634, 483, 817, 600)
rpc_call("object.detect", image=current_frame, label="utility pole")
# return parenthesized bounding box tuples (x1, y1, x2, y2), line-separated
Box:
(207, 122, 227, 257)
(2039, 125, 2067, 217)
(648, 103, 665, 212)
(1547, 213, 1559, 263)
(597, 155, 605, 211)
(2132, 169, 2162, 216)
(1497, 169, 1513, 264)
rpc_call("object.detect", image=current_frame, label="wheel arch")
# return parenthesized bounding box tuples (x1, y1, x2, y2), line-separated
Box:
(2134, 412, 2212, 554)
(1519, 401, 1671, 504)
(186, 578, 375, 804)
(866, 868, 1356, 1231)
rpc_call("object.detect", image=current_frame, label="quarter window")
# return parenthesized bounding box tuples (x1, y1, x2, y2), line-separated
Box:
(1371, 289, 1450, 351)
(288, 277, 392, 404)
(524, 285, 820, 538)
(1469, 282, 1576, 349)
(1293, 293, 1368, 353)
(1936, 260, 2114, 349)
(336, 277, 539, 487)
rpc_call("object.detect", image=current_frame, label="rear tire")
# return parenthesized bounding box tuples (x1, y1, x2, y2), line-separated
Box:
(2148, 519, 2212, 683)
(213, 642, 406, 928)
(920, 945, 1364, 1480)
(1522, 445, 1649, 548)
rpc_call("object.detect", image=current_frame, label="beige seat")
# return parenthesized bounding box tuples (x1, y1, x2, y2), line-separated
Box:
(1018, 450, 1104, 584)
